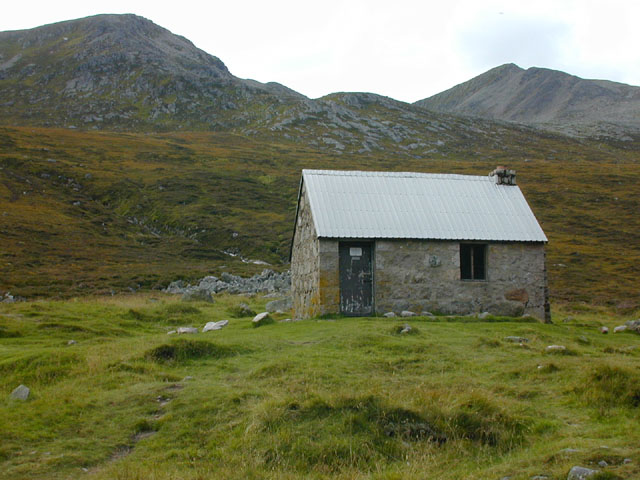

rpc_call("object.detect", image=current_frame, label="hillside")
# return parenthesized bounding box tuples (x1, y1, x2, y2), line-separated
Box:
(415, 63, 640, 140)
(1, 126, 639, 309)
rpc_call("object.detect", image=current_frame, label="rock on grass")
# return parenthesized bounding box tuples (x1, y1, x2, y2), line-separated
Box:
(10, 384, 30, 401)
(567, 466, 599, 480)
(252, 312, 274, 328)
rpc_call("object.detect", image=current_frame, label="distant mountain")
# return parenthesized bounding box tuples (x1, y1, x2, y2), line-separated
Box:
(0, 14, 555, 157)
(2, 15, 640, 151)
(0, 14, 304, 130)
(415, 63, 640, 140)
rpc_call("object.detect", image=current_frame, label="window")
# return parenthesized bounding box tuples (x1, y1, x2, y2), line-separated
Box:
(460, 244, 486, 280)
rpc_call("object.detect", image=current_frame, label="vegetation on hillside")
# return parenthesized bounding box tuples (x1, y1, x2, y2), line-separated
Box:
(1, 295, 639, 479)
(0, 126, 638, 308)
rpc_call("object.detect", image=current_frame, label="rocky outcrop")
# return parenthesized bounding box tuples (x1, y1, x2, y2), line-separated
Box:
(165, 269, 290, 298)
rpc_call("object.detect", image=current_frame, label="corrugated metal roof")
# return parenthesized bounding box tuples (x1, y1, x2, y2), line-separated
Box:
(301, 169, 547, 242)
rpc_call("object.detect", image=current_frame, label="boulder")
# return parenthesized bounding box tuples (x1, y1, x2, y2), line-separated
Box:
(165, 270, 291, 296)
(478, 312, 491, 320)
(265, 296, 292, 313)
(487, 301, 525, 317)
(181, 288, 214, 303)
(613, 325, 627, 333)
(400, 324, 412, 334)
(10, 385, 30, 401)
(625, 319, 640, 332)
(567, 466, 599, 480)
(252, 312, 274, 327)
(600, 326, 609, 334)
(177, 327, 198, 334)
(546, 345, 566, 352)
(383, 312, 396, 318)
(401, 310, 417, 317)
(231, 303, 256, 317)
(67, 340, 77, 345)
(165, 280, 187, 294)
(202, 320, 228, 332)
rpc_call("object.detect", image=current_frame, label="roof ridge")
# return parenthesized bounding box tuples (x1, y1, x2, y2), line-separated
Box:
(302, 169, 489, 180)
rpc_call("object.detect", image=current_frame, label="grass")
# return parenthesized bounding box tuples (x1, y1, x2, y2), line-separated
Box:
(1, 294, 639, 479)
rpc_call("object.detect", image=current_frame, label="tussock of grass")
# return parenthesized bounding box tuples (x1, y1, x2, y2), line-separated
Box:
(545, 347, 579, 356)
(537, 363, 560, 374)
(257, 395, 440, 472)
(255, 393, 527, 472)
(250, 360, 295, 379)
(390, 324, 419, 335)
(443, 394, 529, 449)
(144, 339, 237, 364)
(0, 351, 81, 386)
(227, 303, 256, 318)
(476, 337, 501, 348)
(0, 325, 22, 338)
(36, 322, 93, 333)
(584, 365, 640, 408)
(164, 304, 201, 315)
(125, 308, 156, 322)
(590, 473, 624, 480)
(133, 419, 157, 434)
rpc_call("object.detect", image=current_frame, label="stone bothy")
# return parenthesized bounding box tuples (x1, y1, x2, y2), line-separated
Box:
(290, 169, 550, 322)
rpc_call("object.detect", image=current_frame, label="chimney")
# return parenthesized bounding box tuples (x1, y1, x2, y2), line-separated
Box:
(490, 166, 516, 185)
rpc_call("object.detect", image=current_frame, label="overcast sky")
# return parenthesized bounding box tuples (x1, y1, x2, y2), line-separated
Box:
(2, 0, 639, 102)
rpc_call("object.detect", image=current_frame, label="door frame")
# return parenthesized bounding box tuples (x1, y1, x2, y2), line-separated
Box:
(338, 240, 375, 316)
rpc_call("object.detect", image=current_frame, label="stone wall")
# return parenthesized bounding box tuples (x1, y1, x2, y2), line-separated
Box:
(318, 239, 340, 314)
(375, 240, 549, 321)
(291, 184, 321, 319)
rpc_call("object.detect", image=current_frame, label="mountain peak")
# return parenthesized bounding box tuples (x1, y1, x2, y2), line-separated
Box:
(414, 64, 640, 138)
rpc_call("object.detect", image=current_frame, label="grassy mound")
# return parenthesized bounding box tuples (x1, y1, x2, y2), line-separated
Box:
(144, 339, 238, 364)
(584, 364, 640, 408)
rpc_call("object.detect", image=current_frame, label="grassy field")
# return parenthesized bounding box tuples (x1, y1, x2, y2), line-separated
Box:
(1, 126, 639, 308)
(1, 294, 639, 479)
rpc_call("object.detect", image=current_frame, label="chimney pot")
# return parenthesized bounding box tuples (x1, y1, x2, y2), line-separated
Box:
(490, 166, 516, 185)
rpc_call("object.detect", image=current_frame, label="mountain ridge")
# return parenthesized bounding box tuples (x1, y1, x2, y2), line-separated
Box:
(1, 14, 559, 158)
(415, 63, 640, 140)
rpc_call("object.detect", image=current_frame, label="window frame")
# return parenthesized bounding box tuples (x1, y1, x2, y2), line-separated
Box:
(460, 243, 488, 281)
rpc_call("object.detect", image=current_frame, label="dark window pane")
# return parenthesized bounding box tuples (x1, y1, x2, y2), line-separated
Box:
(460, 244, 472, 279)
(473, 244, 486, 279)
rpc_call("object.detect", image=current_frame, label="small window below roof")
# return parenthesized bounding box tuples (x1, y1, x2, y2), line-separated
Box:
(460, 244, 486, 280)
